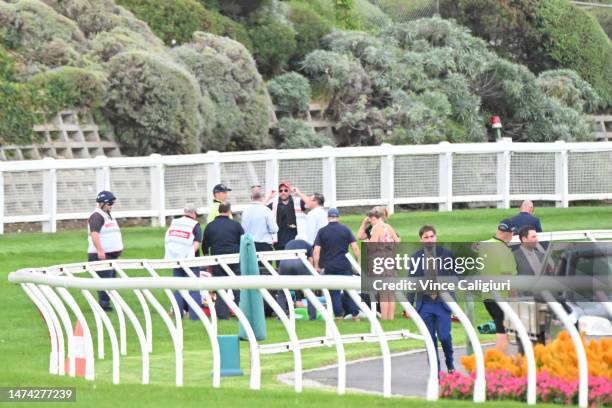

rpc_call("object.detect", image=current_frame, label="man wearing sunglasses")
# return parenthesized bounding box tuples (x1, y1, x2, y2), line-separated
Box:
(87, 190, 123, 312)
(268, 181, 309, 250)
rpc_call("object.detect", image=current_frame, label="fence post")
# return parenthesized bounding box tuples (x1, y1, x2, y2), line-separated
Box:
(42, 158, 57, 233)
(438, 142, 453, 212)
(0, 168, 4, 235)
(206, 151, 221, 212)
(496, 138, 511, 209)
(264, 150, 279, 195)
(95, 155, 110, 193)
(322, 146, 336, 208)
(555, 141, 569, 208)
(380, 144, 395, 215)
(149, 154, 165, 227)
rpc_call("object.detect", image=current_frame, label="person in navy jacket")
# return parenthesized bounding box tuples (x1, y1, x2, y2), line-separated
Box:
(410, 225, 456, 374)
(509, 200, 542, 234)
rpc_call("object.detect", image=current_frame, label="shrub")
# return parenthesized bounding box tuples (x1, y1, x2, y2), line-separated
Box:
(287, 2, 333, 64)
(88, 26, 164, 63)
(248, 21, 296, 76)
(352, 0, 391, 32)
(30, 67, 107, 111)
(0, 81, 43, 145)
(103, 51, 204, 155)
(589, 7, 612, 39)
(172, 32, 270, 151)
(0, 0, 86, 51)
(537, 0, 612, 107)
(116, 0, 252, 49)
(273, 118, 334, 149)
(267, 72, 311, 113)
(537, 69, 601, 113)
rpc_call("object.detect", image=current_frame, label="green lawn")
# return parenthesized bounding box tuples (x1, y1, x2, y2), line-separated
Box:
(1, 206, 610, 407)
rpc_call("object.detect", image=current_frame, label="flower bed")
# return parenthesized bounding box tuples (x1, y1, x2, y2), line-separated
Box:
(439, 332, 612, 406)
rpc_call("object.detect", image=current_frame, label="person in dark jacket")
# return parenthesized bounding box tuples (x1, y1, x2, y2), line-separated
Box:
(202, 202, 244, 319)
(510, 200, 542, 234)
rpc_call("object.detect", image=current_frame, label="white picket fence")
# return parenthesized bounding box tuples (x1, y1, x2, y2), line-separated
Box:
(1, 140, 612, 234)
(8, 240, 612, 407)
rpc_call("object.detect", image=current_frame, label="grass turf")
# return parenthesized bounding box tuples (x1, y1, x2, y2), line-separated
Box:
(1, 206, 611, 407)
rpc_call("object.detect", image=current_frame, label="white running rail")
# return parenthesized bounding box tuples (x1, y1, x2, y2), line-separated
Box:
(8, 249, 612, 407)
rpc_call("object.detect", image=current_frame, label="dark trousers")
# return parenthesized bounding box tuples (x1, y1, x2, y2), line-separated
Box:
(327, 270, 359, 317)
(419, 301, 454, 372)
(212, 263, 240, 319)
(172, 267, 202, 320)
(88, 252, 121, 309)
(484, 299, 506, 334)
(277, 261, 316, 320)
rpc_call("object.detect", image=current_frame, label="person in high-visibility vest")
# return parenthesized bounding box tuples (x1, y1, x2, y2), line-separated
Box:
(165, 203, 203, 320)
(87, 190, 123, 312)
(207, 183, 232, 224)
(480, 219, 517, 353)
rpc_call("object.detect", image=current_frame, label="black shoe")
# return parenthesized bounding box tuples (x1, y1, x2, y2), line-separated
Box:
(101, 305, 113, 312)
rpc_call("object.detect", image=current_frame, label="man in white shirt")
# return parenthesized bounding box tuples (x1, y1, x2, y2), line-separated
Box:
(242, 189, 279, 252)
(165, 203, 203, 320)
(87, 190, 123, 312)
(305, 193, 327, 246)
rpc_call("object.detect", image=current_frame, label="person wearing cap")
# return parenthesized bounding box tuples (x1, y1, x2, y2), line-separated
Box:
(88, 190, 123, 312)
(202, 202, 244, 319)
(268, 182, 309, 250)
(207, 183, 233, 224)
(313, 208, 361, 321)
(480, 218, 518, 353)
(164, 203, 203, 320)
(509, 200, 542, 235)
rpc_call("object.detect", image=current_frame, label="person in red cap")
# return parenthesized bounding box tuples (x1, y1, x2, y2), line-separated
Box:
(267, 181, 310, 250)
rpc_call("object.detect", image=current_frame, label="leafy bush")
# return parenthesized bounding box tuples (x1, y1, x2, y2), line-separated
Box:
(589, 7, 612, 39)
(273, 118, 334, 149)
(172, 32, 270, 151)
(537, 0, 612, 107)
(103, 51, 204, 155)
(88, 26, 164, 63)
(287, 2, 333, 64)
(30, 67, 107, 111)
(303, 18, 593, 145)
(267, 72, 311, 113)
(352, 0, 391, 31)
(0, 0, 86, 51)
(116, 0, 251, 49)
(536, 69, 601, 113)
(249, 21, 296, 76)
(440, 0, 612, 109)
(0, 81, 43, 145)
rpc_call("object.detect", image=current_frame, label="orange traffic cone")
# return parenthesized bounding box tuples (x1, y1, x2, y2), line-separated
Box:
(66, 321, 87, 377)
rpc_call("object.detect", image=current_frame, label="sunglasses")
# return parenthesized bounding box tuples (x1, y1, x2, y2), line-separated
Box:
(279, 189, 290, 193)
(106, 202, 115, 206)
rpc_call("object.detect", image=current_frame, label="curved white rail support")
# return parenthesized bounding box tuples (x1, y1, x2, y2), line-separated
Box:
(347, 289, 391, 397)
(494, 298, 536, 404)
(218, 259, 302, 392)
(55, 287, 96, 380)
(22, 283, 61, 375)
(303, 288, 346, 395)
(142, 261, 184, 346)
(396, 295, 438, 401)
(38, 285, 75, 377)
(440, 293, 485, 403)
(259, 258, 296, 330)
(179, 262, 217, 334)
(85, 265, 149, 384)
(297, 253, 336, 338)
(113, 264, 153, 353)
(543, 292, 588, 408)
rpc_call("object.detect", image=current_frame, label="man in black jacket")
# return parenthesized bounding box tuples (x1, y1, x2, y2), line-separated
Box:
(202, 202, 244, 319)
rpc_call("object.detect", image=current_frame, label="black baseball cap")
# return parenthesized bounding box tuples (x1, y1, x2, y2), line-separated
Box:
(497, 219, 515, 233)
(213, 183, 231, 193)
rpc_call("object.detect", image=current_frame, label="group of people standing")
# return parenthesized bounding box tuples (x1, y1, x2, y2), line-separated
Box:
(87, 186, 543, 376)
